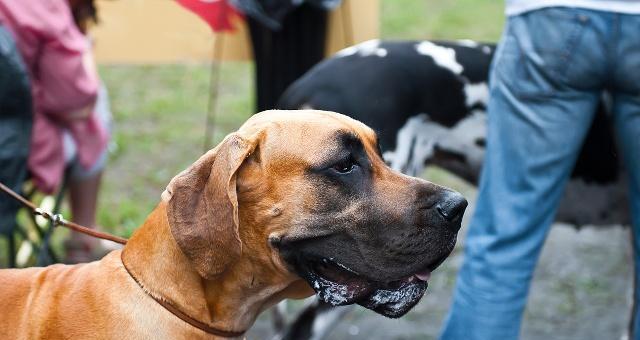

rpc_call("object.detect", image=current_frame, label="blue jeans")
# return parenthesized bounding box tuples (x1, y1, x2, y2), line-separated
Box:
(440, 8, 640, 339)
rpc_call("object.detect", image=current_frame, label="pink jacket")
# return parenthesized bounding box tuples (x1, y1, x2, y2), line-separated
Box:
(0, 0, 108, 194)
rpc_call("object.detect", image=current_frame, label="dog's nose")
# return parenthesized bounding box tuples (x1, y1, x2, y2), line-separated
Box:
(436, 191, 468, 224)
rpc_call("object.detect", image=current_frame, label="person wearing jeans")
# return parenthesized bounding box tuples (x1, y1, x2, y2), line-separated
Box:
(440, 2, 640, 339)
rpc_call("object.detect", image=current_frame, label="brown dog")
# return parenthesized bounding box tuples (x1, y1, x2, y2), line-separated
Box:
(0, 110, 466, 339)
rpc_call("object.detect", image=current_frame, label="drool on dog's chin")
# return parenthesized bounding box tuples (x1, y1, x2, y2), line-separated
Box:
(278, 236, 457, 318)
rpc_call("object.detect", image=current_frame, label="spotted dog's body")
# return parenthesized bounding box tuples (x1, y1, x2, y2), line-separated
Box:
(280, 39, 629, 228)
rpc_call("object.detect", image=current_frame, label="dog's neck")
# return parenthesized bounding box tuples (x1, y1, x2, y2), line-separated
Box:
(121, 202, 308, 336)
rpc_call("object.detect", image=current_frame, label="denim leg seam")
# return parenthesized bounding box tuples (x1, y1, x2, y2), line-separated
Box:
(606, 13, 620, 90)
(558, 15, 589, 85)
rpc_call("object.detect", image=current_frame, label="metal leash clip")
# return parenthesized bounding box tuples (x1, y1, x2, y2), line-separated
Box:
(34, 208, 64, 227)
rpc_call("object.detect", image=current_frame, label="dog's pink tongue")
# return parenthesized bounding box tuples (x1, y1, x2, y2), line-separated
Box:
(414, 270, 431, 282)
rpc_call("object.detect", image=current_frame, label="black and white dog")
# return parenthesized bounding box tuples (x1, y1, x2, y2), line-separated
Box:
(279, 39, 629, 228)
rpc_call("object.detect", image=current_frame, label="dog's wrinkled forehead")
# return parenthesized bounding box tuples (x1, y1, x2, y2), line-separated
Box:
(241, 110, 379, 164)
(242, 110, 375, 137)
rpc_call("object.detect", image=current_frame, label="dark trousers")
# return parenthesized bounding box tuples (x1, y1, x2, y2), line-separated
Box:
(247, 4, 327, 112)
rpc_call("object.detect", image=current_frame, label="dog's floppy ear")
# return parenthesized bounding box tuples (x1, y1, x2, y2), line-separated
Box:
(165, 133, 256, 280)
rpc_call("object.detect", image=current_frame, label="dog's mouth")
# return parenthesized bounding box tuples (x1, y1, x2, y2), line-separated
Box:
(293, 251, 451, 318)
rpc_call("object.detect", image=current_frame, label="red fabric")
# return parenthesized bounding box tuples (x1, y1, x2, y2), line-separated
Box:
(176, 0, 243, 32)
(0, 0, 107, 194)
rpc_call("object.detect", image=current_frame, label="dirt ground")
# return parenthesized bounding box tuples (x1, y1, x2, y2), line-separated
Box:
(247, 183, 634, 340)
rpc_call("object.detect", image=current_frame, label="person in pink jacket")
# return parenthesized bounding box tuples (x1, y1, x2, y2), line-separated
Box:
(0, 0, 110, 262)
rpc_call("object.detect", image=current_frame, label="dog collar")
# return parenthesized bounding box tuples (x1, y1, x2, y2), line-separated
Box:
(121, 254, 246, 338)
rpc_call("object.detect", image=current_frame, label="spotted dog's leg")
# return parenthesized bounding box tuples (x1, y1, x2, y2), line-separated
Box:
(385, 114, 452, 176)
(271, 301, 288, 334)
(278, 300, 353, 340)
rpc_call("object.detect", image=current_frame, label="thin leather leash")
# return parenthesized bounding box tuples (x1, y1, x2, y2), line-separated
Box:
(0, 181, 127, 244)
(0, 181, 245, 338)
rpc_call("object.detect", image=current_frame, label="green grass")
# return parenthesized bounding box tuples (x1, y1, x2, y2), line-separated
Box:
(381, 0, 504, 41)
(98, 63, 253, 236)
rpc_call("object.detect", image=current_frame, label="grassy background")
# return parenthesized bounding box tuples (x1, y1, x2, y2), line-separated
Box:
(382, 0, 503, 41)
(98, 63, 254, 237)
(96, 0, 504, 237)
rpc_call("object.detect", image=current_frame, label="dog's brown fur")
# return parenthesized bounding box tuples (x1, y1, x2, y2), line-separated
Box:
(0, 110, 461, 339)
(0, 111, 384, 339)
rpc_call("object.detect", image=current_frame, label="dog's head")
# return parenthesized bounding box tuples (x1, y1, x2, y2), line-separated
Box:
(164, 110, 466, 318)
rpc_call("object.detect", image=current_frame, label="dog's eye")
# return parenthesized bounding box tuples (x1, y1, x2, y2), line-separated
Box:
(331, 157, 357, 174)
